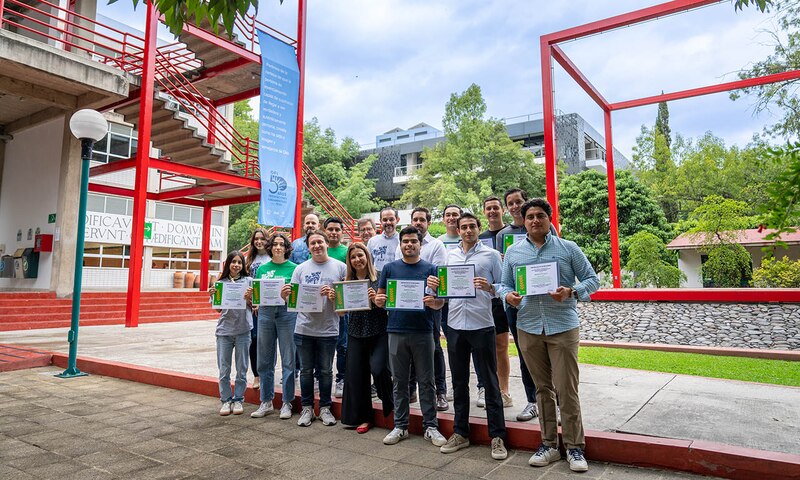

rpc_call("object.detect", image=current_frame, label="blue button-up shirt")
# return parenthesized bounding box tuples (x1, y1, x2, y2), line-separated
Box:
(289, 236, 310, 264)
(445, 241, 503, 331)
(498, 232, 599, 336)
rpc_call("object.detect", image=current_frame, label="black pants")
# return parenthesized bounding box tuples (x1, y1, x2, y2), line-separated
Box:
(409, 308, 447, 396)
(507, 307, 537, 403)
(249, 326, 258, 377)
(446, 326, 506, 440)
(341, 333, 393, 425)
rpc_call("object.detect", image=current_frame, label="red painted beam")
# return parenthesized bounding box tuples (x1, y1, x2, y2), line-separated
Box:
(212, 87, 260, 107)
(153, 182, 239, 201)
(89, 158, 136, 177)
(551, 45, 609, 109)
(542, 0, 721, 45)
(604, 110, 622, 288)
(609, 69, 800, 110)
(98, 88, 142, 113)
(590, 288, 800, 303)
(180, 22, 260, 64)
(540, 41, 560, 228)
(200, 202, 212, 291)
(208, 194, 260, 208)
(194, 57, 253, 82)
(150, 159, 260, 189)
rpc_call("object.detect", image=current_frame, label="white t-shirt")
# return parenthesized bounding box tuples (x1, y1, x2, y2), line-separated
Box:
(367, 232, 399, 272)
(291, 258, 346, 337)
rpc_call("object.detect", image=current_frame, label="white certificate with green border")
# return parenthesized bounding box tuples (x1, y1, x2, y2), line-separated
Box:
(502, 233, 527, 253)
(253, 278, 285, 306)
(286, 283, 324, 312)
(333, 280, 371, 312)
(385, 279, 425, 311)
(211, 281, 247, 309)
(436, 264, 476, 298)
(515, 262, 559, 296)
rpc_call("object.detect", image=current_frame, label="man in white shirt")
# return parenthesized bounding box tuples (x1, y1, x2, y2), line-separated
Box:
(367, 207, 400, 273)
(427, 212, 507, 460)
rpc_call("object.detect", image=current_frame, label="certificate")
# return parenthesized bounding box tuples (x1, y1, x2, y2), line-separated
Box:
(437, 264, 476, 298)
(515, 262, 560, 296)
(211, 281, 247, 309)
(253, 278, 285, 306)
(502, 233, 527, 253)
(286, 283, 325, 313)
(333, 280, 371, 312)
(385, 279, 425, 311)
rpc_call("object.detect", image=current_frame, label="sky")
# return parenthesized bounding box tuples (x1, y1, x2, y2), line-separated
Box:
(100, 0, 787, 160)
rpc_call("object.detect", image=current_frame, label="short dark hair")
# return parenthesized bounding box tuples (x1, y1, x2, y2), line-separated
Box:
(443, 204, 463, 215)
(324, 216, 343, 229)
(398, 225, 423, 242)
(379, 206, 399, 219)
(411, 207, 431, 222)
(504, 188, 528, 205)
(521, 198, 553, 219)
(305, 229, 330, 246)
(266, 232, 293, 259)
(482, 196, 502, 209)
(457, 212, 481, 229)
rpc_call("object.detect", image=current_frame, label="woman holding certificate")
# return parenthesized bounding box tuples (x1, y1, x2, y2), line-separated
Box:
(282, 230, 347, 428)
(250, 233, 298, 420)
(340, 243, 393, 434)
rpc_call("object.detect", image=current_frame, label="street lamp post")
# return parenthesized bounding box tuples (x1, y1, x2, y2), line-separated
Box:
(57, 109, 108, 378)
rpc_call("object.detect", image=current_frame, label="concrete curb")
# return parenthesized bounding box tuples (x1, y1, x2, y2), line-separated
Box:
(44, 351, 800, 480)
(580, 340, 800, 361)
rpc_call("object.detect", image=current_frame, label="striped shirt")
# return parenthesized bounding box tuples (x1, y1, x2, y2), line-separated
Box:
(498, 232, 599, 336)
(444, 241, 503, 331)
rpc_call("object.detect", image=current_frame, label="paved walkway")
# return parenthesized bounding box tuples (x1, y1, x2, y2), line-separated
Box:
(1, 320, 798, 457)
(1, 366, 714, 479)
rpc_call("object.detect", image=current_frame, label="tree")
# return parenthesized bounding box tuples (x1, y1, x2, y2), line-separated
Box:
(558, 169, 673, 274)
(655, 100, 672, 149)
(400, 84, 545, 213)
(332, 154, 383, 218)
(687, 195, 756, 287)
(118, 0, 263, 37)
(752, 256, 800, 287)
(227, 202, 259, 251)
(233, 100, 258, 141)
(760, 143, 800, 246)
(625, 231, 685, 288)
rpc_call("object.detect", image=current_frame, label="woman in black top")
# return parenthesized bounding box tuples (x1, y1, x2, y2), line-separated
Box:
(340, 243, 393, 433)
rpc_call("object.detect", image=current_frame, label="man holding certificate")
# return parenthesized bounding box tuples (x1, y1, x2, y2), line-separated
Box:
(427, 212, 508, 461)
(375, 226, 447, 448)
(498, 198, 599, 473)
(282, 230, 346, 428)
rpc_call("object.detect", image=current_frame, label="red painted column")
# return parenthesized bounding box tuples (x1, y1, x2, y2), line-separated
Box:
(540, 39, 560, 230)
(604, 109, 622, 288)
(125, 0, 158, 327)
(200, 202, 211, 291)
(207, 108, 216, 145)
(291, 0, 307, 240)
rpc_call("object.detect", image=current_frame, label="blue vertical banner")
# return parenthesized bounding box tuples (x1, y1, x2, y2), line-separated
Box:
(257, 30, 300, 227)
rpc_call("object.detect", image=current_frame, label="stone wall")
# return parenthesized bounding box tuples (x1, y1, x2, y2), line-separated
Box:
(578, 302, 800, 350)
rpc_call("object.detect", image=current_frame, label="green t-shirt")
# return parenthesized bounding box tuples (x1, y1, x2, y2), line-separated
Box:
(327, 244, 348, 263)
(255, 260, 298, 282)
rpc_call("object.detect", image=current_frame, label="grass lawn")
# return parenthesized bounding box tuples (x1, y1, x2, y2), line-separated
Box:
(444, 339, 799, 386)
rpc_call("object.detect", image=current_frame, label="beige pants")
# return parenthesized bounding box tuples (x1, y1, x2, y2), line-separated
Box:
(518, 327, 585, 450)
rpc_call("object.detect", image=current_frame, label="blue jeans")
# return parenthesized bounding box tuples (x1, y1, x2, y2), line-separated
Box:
(216, 333, 250, 402)
(336, 315, 348, 382)
(257, 306, 297, 404)
(294, 333, 337, 408)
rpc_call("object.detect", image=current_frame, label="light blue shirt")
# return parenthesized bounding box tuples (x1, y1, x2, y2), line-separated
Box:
(445, 241, 503, 331)
(498, 232, 599, 336)
(290, 236, 310, 264)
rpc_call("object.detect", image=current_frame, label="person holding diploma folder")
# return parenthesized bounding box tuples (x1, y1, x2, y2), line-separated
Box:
(375, 226, 448, 448)
(250, 233, 298, 420)
(340, 243, 393, 433)
(426, 212, 508, 460)
(497, 198, 599, 473)
(282, 230, 347, 428)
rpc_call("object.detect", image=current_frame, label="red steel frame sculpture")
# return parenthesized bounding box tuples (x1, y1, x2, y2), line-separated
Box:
(541, 0, 800, 303)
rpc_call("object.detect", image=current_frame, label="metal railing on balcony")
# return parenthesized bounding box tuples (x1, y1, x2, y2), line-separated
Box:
(393, 163, 422, 178)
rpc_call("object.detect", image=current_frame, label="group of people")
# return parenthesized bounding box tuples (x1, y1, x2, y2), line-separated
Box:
(211, 188, 599, 473)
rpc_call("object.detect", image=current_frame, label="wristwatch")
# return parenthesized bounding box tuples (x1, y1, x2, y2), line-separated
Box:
(570, 288, 578, 300)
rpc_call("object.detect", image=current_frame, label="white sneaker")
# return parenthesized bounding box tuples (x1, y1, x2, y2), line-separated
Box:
(231, 401, 244, 415)
(516, 402, 538, 422)
(567, 448, 589, 472)
(297, 406, 314, 426)
(383, 427, 409, 445)
(279, 403, 292, 419)
(250, 401, 274, 418)
(491, 437, 508, 460)
(219, 401, 232, 416)
(334, 380, 344, 398)
(424, 427, 447, 447)
(476, 387, 486, 408)
(319, 406, 337, 426)
(529, 444, 561, 467)
(502, 392, 514, 408)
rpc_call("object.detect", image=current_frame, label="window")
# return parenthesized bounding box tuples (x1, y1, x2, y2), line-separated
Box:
(83, 243, 130, 268)
(212, 211, 224, 227)
(86, 194, 133, 215)
(397, 134, 409, 140)
(91, 122, 138, 164)
(151, 248, 221, 271)
(415, 130, 427, 136)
